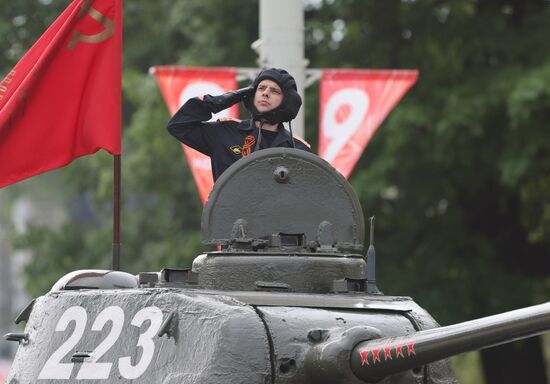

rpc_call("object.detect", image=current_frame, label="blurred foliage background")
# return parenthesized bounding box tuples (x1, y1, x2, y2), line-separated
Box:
(1, 0, 549, 382)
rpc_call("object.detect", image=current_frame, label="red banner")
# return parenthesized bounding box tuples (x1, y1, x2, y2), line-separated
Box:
(0, 0, 122, 188)
(319, 69, 418, 178)
(152, 66, 238, 204)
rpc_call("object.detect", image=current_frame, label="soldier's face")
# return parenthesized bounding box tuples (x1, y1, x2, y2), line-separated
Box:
(254, 80, 283, 113)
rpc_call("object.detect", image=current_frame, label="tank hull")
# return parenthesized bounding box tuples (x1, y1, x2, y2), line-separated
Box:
(7, 288, 456, 384)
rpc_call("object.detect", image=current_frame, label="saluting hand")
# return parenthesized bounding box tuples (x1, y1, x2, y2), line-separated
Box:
(203, 86, 254, 114)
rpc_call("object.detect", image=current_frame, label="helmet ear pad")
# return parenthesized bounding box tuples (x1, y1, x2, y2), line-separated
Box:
(243, 68, 302, 124)
(277, 88, 302, 122)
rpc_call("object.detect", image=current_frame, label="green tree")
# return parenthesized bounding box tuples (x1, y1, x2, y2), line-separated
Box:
(304, 1, 550, 382)
(3, 0, 260, 290)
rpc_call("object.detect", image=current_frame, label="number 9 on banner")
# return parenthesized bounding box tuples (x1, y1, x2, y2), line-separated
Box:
(320, 88, 369, 164)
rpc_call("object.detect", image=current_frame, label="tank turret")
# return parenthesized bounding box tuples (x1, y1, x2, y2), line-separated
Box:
(4, 148, 550, 384)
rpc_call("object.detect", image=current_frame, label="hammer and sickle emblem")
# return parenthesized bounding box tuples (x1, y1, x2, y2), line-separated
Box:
(68, 0, 115, 50)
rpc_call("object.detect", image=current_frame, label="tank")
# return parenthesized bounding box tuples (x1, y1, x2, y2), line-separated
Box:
(4, 148, 550, 384)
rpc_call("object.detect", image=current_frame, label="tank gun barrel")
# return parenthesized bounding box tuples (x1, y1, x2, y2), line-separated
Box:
(350, 302, 550, 381)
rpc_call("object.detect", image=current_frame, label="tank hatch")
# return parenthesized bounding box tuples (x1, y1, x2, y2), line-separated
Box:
(202, 148, 365, 253)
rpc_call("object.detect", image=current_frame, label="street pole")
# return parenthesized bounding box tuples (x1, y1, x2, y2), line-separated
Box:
(258, 0, 305, 138)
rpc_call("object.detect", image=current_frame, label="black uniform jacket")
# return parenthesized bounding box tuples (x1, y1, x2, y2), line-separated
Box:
(167, 97, 310, 181)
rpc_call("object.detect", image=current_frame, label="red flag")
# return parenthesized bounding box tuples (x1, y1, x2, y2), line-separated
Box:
(151, 66, 238, 204)
(319, 69, 418, 178)
(0, 0, 122, 188)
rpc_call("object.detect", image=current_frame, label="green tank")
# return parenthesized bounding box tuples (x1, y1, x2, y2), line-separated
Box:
(4, 148, 550, 383)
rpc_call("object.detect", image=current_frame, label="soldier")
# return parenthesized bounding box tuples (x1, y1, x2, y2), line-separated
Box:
(167, 68, 310, 181)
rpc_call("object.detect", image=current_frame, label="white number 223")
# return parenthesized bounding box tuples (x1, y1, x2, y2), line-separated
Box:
(38, 305, 163, 380)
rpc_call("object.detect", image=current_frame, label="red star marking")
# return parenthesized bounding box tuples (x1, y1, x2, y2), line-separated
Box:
(372, 348, 381, 363)
(407, 341, 416, 356)
(360, 350, 369, 366)
(395, 343, 404, 358)
(384, 345, 393, 360)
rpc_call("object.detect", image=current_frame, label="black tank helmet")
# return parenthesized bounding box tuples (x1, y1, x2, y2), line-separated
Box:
(244, 68, 302, 124)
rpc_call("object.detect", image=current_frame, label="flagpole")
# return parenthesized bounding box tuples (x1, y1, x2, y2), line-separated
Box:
(112, 154, 121, 270)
